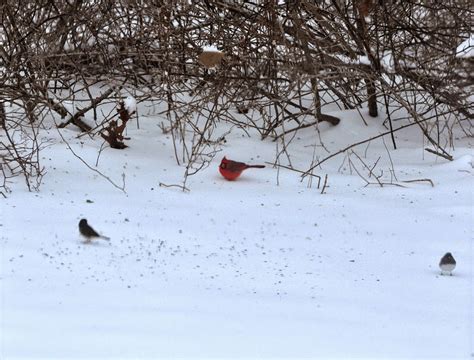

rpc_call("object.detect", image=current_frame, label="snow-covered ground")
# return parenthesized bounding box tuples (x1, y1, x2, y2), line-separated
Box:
(1, 105, 473, 359)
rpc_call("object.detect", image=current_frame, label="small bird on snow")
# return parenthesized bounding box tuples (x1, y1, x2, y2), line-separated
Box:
(79, 218, 110, 243)
(439, 252, 456, 276)
(219, 156, 265, 181)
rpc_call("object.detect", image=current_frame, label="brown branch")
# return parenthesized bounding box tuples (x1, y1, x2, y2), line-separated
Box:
(320, 174, 328, 194)
(303, 119, 431, 177)
(266, 161, 322, 187)
(159, 182, 190, 192)
(401, 178, 434, 187)
(424, 148, 454, 161)
(57, 88, 115, 130)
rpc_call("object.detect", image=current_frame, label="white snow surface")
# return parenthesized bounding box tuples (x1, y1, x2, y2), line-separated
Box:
(457, 34, 474, 58)
(1, 105, 473, 359)
(357, 55, 371, 65)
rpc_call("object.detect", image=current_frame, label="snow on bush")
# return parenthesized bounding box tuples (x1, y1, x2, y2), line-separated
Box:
(124, 95, 137, 114)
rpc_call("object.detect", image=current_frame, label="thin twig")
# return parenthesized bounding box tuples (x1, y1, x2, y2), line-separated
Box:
(265, 162, 322, 188)
(320, 174, 328, 194)
(55, 125, 126, 193)
(424, 148, 454, 161)
(401, 178, 434, 187)
(159, 182, 190, 192)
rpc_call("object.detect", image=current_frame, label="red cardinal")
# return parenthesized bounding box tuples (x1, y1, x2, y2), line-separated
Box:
(219, 156, 265, 180)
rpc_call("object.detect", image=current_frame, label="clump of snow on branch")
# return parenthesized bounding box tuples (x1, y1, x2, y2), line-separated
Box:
(124, 95, 136, 114)
(202, 45, 219, 52)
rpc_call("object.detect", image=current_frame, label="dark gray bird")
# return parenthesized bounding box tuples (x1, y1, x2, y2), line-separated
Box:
(79, 218, 110, 243)
(439, 252, 456, 276)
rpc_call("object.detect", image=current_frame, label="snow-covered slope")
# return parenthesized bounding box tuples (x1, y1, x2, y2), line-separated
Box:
(1, 107, 472, 359)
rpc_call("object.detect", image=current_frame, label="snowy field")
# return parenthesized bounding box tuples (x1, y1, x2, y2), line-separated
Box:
(1, 106, 473, 359)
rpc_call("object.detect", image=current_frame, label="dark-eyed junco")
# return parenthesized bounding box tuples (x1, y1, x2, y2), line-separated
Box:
(79, 218, 110, 243)
(439, 252, 456, 276)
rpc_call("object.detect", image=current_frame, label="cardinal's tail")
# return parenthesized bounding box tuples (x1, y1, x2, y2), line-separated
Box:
(246, 165, 265, 169)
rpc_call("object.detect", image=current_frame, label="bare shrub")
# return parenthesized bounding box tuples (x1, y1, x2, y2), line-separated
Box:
(1, 1, 472, 192)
